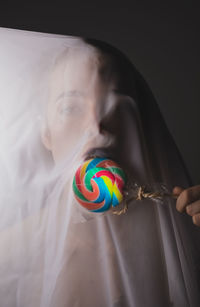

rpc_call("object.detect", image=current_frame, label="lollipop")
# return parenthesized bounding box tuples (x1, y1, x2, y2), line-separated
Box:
(72, 157, 127, 212)
(73, 157, 178, 215)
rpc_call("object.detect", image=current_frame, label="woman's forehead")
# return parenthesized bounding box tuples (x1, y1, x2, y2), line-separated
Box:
(49, 47, 117, 99)
(53, 46, 100, 73)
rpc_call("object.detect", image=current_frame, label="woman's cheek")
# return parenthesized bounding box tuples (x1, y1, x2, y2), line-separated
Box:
(50, 117, 88, 162)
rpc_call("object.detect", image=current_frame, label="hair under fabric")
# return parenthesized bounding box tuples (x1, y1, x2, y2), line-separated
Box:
(0, 27, 199, 307)
(83, 37, 194, 188)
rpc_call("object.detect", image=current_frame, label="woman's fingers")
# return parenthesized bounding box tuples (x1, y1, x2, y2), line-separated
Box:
(192, 213, 200, 227)
(172, 185, 200, 227)
(174, 185, 200, 213)
(186, 200, 200, 216)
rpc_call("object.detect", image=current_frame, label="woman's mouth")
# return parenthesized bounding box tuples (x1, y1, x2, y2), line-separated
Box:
(83, 146, 116, 161)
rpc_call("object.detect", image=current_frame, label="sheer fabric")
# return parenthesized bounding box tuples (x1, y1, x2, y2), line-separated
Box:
(0, 27, 199, 307)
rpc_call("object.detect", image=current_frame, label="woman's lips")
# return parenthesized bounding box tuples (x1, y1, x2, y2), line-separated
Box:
(83, 146, 116, 161)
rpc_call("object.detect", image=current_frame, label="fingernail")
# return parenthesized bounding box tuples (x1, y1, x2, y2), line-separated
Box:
(186, 205, 191, 214)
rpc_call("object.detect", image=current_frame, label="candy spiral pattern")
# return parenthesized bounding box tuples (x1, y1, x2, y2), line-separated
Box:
(73, 157, 127, 212)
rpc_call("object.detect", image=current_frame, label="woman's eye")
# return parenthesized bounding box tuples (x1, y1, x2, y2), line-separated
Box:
(59, 103, 80, 115)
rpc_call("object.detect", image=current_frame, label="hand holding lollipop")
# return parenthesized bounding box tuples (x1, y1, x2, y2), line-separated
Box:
(172, 185, 200, 227)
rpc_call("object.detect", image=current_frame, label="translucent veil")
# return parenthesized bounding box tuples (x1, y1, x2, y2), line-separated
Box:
(0, 27, 199, 307)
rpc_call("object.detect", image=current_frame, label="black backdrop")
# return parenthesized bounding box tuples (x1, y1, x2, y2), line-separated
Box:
(0, 0, 199, 184)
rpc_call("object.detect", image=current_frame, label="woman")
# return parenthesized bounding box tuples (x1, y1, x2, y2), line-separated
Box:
(0, 27, 199, 306)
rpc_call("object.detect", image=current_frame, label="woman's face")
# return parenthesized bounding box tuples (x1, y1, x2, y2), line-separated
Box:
(41, 47, 117, 164)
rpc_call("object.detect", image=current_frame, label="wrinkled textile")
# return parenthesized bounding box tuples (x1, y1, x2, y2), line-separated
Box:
(0, 27, 199, 307)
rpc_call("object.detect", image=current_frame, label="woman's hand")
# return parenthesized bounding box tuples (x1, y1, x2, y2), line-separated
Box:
(172, 185, 200, 227)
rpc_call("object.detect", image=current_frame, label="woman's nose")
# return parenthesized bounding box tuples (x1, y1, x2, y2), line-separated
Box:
(98, 112, 118, 136)
(90, 98, 119, 136)
(92, 114, 111, 137)
(89, 107, 106, 137)
(89, 119, 106, 139)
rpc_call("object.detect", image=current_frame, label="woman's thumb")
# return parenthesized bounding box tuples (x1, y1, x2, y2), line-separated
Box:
(172, 186, 185, 196)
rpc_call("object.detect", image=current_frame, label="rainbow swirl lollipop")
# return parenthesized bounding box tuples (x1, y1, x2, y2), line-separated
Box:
(73, 157, 127, 212)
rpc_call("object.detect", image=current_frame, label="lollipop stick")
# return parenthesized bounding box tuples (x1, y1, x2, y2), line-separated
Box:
(112, 185, 178, 216)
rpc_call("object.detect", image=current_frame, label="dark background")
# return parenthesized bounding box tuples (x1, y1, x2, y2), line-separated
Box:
(0, 1, 199, 184)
